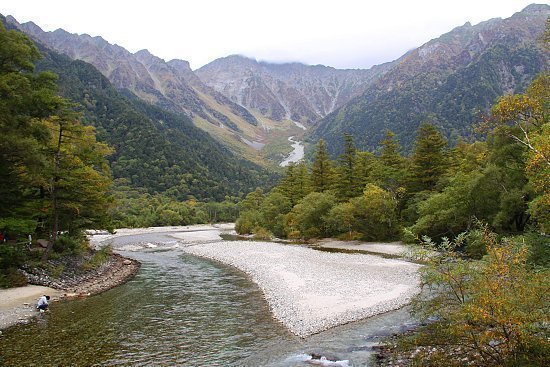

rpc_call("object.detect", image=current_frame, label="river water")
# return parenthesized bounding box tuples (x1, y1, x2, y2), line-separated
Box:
(0, 232, 415, 366)
(280, 136, 305, 167)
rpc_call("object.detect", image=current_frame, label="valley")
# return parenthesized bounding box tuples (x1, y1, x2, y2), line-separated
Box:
(0, 3, 548, 367)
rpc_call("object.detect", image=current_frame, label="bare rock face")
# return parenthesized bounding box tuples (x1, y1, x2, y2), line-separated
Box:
(196, 55, 393, 124)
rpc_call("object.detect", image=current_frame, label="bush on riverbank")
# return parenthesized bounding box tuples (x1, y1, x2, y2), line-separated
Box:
(378, 229, 550, 367)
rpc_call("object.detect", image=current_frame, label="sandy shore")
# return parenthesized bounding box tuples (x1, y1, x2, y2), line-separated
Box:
(0, 285, 62, 330)
(182, 241, 421, 337)
(1, 254, 140, 331)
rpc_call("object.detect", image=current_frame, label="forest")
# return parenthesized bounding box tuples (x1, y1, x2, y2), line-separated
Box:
(237, 73, 548, 248)
(236, 73, 549, 366)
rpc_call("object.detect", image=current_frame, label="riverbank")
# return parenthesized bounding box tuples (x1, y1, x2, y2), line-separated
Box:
(182, 241, 421, 337)
(0, 285, 62, 330)
(0, 253, 140, 331)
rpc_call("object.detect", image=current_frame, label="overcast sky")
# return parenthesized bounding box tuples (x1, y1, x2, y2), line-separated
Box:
(1, 0, 539, 70)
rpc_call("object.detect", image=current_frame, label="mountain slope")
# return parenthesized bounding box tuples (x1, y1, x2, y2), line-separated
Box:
(7, 17, 257, 128)
(6, 16, 313, 166)
(310, 4, 549, 154)
(196, 55, 392, 124)
(1, 16, 274, 200)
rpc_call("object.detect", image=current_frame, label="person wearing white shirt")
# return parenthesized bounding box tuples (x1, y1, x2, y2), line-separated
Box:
(37, 295, 50, 312)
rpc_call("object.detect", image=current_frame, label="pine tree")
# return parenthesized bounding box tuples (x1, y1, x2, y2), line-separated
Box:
(311, 139, 334, 192)
(408, 123, 448, 193)
(379, 130, 405, 191)
(280, 163, 311, 206)
(336, 134, 361, 200)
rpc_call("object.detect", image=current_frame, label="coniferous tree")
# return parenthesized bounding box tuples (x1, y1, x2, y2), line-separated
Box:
(373, 130, 405, 192)
(311, 139, 334, 192)
(408, 123, 448, 193)
(279, 163, 311, 206)
(336, 134, 362, 200)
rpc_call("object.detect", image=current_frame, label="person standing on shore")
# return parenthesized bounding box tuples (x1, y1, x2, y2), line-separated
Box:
(37, 295, 50, 312)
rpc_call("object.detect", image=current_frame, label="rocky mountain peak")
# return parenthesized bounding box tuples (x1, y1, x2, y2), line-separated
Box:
(167, 59, 192, 72)
(520, 3, 550, 14)
(197, 54, 393, 124)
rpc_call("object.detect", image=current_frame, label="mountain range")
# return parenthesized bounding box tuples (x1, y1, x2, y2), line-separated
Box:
(196, 55, 392, 124)
(312, 4, 549, 153)
(1, 15, 274, 201)
(5, 3, 549, 163)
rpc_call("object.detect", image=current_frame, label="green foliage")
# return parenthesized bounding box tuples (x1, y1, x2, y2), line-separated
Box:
(252, 227, 272, 240)
(82, 245, 112, 271)
(259, 191, 292, 238)
(311, 139, 335, 192)
(0, 21, 114, 263)
(110, 184, 237, 228)
(400, 231, 550, 367)
(407, 123, 448, 193)
(518, 231, 550, 268)
(240, 188, 265, 212)
(285, 192, 337, 238)
(0, 268, 27, 288)
(279, 163, 311, 206)
(335, 134, 362, 200)
(351, 184, 399, 240)
(235, 210, 261, 235)
(53, 233, 87, 255)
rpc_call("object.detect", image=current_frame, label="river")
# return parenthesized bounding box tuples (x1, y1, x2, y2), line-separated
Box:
(280, 136, 305, 167)
(0, 231, 415, 366)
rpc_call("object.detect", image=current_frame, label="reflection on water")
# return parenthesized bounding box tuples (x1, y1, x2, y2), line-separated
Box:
(0, 234, 415, 366)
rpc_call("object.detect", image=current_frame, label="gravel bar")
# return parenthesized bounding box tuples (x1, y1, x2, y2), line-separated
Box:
(182, 241, 421, 337)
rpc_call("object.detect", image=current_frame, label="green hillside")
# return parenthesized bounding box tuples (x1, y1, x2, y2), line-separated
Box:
(31, 41, 275, 201)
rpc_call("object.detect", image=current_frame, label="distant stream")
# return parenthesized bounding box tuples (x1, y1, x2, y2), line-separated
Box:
(280, 136, 305, 167)
(0, 231, 415, 366)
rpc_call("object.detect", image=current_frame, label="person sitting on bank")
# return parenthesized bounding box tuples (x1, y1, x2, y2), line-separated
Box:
(37, 295, 50, 312)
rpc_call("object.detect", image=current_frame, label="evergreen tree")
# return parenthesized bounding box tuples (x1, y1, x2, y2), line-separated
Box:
(372, 130, 405, 192)
(279, 163, 311, 206)
(311, 139, 334, 192)
(408, 123, 448, 193)
(336, 134, 362, 200)
(41, 111, 114, 260)
(0, 22, 114, 262)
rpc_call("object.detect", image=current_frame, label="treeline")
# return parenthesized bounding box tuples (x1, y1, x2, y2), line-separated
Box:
(110, 181, 240, 228)
(236, 74, 549, 252)
(0, 22, 113, 285)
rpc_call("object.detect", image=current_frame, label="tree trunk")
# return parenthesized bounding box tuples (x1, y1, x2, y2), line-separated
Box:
(42, 123, 63, 262)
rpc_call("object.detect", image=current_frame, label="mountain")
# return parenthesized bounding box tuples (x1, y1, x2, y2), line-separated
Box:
(1, 15, 274, 200)
(5, 16, 291, 165)
(310, 4, 549, 155)
(6, 16, 256, 127)
(196, 55, 392, 124)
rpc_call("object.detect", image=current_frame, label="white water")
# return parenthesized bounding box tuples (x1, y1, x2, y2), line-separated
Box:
(280, 136, 305, 167)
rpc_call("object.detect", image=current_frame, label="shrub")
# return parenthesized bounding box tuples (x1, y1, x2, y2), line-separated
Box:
(400, 231, 550, 366)
(252, 227, 272, 240)
(235, 210, 261, 234)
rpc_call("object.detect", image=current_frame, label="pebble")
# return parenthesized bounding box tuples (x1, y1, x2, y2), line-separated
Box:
(182, 241, 421, 337)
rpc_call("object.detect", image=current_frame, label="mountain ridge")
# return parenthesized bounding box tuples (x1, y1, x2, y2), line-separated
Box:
(196, 54, 393, 124)
(310, 3, 549, 154)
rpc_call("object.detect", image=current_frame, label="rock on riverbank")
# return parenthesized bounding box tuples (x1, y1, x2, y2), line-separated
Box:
(1, 254, 139, 330)
(22, 253, 140, 297)
(182, 241, 421, 337)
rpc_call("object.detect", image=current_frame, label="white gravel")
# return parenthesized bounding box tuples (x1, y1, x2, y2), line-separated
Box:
(182, 241, 421, 337)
